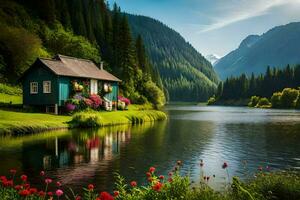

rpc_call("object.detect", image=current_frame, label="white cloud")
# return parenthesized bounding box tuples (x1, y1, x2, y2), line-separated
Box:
(198, 0, 300, 33)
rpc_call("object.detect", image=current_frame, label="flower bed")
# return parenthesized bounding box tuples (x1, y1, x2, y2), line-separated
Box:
(1, 161, 299, 200)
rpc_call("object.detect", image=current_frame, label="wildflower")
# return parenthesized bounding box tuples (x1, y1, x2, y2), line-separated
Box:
(19, 189, 30, 196)
(20, 175, 27, 182)
(29, 188, 38, 194)
(152, 182, 163, 191)
(149, 167, 156, 173)
(45, 178, 52, 184)
(76, 196, 82, 200)
(146, 172, 151, 177)
(47, 191, 53, 196)
(113, 191, 119, 197)
(222, 162, 228, 169)
(130, 181, 137, 187)
(168, 178, 173, 183)
(159, 175, 164, 180)
(40, 171, 45, 176)
(9, 169, 17, 174)
(38, 190, 46, 197)
(55, 189, 64, 197)
(14, 185, 22, 190)
(88, 184, 94, 191)
(99, 191, 114, 200)
(56, 181, 62, 187)
(258, 166, 263, 171)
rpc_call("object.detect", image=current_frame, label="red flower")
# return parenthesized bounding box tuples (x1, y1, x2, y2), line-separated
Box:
(14, 185, 22, 190)
(152, 182, 163, 191)
(29, 188, 37, 194)
(47, 191, 53, 196)
(38, 191, 46, 197)
(146, 172, 151, 177)
(23, 183, 30, 189)
(222, 162, 228, 169)
(168, 178, 173, 183)
(113, 191, 119, 197)
(130, 181, 137, 187)
(56, 181, 62, 187)
(45, 178, 52, 184)
(55, 189, 64, 197)
(99, 191, 114, 200)
(88, 184, 94, 191)
(20, 175, 27, 182)
(0, 176, 7, 182)
(19, 189, 30, 196)
(76, 196, 82, 200)
(168, 172, 173, 177)
(149, 167, 156, 173)
(3, 180, 13, 187)
(159, 175, 164, 180)
(40, 171, 45, 176)
(10, 169, 17, 174)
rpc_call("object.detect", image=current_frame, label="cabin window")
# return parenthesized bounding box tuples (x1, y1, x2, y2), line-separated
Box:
(90, 79, 98, 94)
(43, 81, 51, 93)
(30, 82, 38, 94)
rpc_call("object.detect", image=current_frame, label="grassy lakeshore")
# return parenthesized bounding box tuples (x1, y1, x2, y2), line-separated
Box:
(0, 108, 167, 135)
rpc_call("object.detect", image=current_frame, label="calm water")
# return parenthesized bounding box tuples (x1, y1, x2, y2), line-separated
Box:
(1, 106, 300, 192)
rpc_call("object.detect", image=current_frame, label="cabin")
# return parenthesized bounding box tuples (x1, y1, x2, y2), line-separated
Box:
(21, 55, 121, 114)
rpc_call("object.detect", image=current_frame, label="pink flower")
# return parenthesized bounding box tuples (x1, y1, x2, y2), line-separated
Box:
(149, 167, 156, 173)
(159, 175, 164, 180)
(146, 172, 151, 177)
(56, 181, 62, 187)
(76, 196, 82, 200)
(47, 191, 53, 196)
(45, 178, 52, 184)
(55, 189, 64, 197)
(9, 169, 17, 174)
(40, 171, 45, 176)
(130, 181, 137, 187)
(113, 191, 119, 197)
(88, 184, 94, 191)
(99, 191, 114, 200)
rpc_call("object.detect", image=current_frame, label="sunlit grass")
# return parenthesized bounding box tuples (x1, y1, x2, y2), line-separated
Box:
(0, 93, 22, 104)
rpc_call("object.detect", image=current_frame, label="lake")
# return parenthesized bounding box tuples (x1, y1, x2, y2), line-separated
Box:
(0, 106, 300, 192)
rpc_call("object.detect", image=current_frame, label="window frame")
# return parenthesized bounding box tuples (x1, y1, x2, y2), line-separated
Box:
(30, 82, 38, 94)
(43, 81, 51, 94)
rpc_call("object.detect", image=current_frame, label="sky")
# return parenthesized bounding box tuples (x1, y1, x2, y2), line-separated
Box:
(108, 0, 300, 57)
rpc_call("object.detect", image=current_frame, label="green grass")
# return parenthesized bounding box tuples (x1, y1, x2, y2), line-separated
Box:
(0, 108, 167, 134)
(70, 109, 167, 128)
(0, 110, 71, 135)
(0, 93, 22, 104)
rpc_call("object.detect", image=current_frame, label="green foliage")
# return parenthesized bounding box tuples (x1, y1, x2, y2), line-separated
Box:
(256, 98, 271, 108)
(248, 96, 260, 107)
(143, 81, 166, 108)
(270, 92, 282, 108)
(280, 88, 299, 108)
(0, 83, 22, 95)
(207, 96, 216, 105)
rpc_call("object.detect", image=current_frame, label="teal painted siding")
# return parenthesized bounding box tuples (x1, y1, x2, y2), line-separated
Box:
(58, 77, 70, 106)
(23, 62, 58, 106)
(104, 82, 118, 101)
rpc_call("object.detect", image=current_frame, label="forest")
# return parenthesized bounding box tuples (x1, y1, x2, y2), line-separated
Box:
(215, 64, 300, 102)
(0, 0, 165, 106)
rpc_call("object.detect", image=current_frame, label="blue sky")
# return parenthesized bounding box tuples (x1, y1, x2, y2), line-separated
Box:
(108, 0, 300, 57)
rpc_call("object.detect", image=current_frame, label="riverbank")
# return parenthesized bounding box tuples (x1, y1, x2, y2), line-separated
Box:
(0, 108, 167, 135)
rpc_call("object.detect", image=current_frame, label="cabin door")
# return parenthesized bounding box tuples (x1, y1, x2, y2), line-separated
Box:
(90, 79, 98, 94)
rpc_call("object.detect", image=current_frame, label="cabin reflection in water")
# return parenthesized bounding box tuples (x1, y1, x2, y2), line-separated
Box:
(35, 130, 132, 170)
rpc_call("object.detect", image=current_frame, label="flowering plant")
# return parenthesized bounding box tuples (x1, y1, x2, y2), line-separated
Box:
(118, 96, 131, 106)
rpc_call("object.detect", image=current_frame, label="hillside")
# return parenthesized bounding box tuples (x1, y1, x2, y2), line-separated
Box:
(215, 22, 300, 80)
(127, 14, 219, 101)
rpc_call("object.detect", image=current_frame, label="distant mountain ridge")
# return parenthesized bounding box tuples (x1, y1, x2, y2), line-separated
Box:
(215, 22, 300, 80)
(206, 54, 220, 66)
(126, 14, 219, 101)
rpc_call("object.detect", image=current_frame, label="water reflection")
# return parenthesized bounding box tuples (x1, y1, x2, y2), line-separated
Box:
(0, 106, 300, 192)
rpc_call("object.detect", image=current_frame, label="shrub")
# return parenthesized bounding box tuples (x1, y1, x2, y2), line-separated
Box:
(118, 96, 131, 106)
(143, 81, 166, 108)
(271, 92, 282, 108)
(256, 98, 271, 108)
(248, 96, 260, 107)
(89, 94, 103, 109)
(280, 88, 299, 108)
(0, 83, 22, 95)
(207, 96, 216, 105)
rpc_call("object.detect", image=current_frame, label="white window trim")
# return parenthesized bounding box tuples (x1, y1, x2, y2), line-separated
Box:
(30, 82, 38, 94)
(90, 79, 98, 95)
(43, 81, 51, 94)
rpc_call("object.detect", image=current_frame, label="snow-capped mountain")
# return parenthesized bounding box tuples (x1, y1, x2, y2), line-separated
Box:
(205, 54, 220, 66)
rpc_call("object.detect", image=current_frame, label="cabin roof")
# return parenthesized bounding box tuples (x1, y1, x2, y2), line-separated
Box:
(38, 55, 121, 82)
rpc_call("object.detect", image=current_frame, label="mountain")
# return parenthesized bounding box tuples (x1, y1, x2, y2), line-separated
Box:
(126, 14, 219, 101)
(215, 22, 300, 80)
(205, 54, 220, 66)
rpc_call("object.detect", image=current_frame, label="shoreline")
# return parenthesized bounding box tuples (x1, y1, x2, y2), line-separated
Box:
(0, 109, 167, 135)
